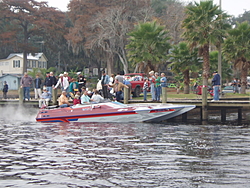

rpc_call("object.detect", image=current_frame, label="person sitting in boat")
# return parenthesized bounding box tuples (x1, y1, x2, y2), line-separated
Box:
(91, 89, 104, 103)
(58, 91, 71, 108)
(39, 88, 51, 108)
(80, 90, 93, 104)
(69, 78, 79, 99)
(73, 92, 81, 105)
(110, 79, 129, 102)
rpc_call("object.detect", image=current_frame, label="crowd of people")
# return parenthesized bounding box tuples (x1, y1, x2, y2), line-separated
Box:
(231, 78, 242, 94)
(19, 71, 87, 108)
(17, 70, 169, 108)
(145, 71, 167, 102)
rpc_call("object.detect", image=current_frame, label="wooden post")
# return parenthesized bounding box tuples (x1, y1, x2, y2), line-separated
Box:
(19, 87, 24, 104)
(52, 89, 58, 105)
(182, 112, 187, 122)
(221, 109, 226, 123)
(162, 87, 167, 103)
(238, 108, 242, 125)
(202, 86, 208, 124)
(124, 87, 128, 104)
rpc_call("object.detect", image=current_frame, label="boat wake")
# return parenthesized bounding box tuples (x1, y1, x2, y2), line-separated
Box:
(0, 105, 37, 124)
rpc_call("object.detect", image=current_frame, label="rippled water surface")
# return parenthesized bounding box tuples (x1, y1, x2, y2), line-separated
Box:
(0, 107, 250, 187)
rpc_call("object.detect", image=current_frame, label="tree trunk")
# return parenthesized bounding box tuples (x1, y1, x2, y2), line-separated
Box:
(240, 62, 249, 94)
(23, 51, 28, 74)
(107, 53, 113, 76)
(22, 27, 28, 74)
(183, 69, 190, 94)
(202, 44, 210, 86)
(117, 52, 128, 74)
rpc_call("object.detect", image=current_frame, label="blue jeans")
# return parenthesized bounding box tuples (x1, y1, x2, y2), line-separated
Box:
(155, 86, 161, 101)
(23, 87, 30, 100)
(46, 86, 52, 100)
(213, 86, 219, 100)
(150, 85, 156, 101)
(60, 104, 69, 108)
(143, 90, 147, 101)
(116, 91, 123, 101)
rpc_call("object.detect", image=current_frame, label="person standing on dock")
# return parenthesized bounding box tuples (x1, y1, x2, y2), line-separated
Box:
(148, 71, 156, 101)
(2, 81, 8, 99)
(44, 72, 57, 96)
(34, 74, 42, 100)
(20, 72, 32, 101)
(231, 78, 238, 94)
(155, 72, 161, 102)
(54, 72, 70, 97)
(143, 78, 149, 102)
(211, 71, 221, 102)
(77, 72, 86, 93)
(100, 71, 110, 99)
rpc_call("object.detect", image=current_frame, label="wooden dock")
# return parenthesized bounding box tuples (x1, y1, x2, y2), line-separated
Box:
(165, 99, 250, 124)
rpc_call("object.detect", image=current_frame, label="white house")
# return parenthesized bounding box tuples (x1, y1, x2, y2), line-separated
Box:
(0, 53, 48, 75)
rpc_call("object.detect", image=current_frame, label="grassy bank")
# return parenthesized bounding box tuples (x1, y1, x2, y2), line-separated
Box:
(1, 89, 249, 100)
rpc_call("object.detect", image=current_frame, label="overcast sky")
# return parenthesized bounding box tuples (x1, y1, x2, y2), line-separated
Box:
(43, 0, 249, 17)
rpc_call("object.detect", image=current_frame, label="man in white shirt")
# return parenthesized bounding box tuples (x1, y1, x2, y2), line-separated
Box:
(91, 89, 104, 103)
(54, 73, 70, 96)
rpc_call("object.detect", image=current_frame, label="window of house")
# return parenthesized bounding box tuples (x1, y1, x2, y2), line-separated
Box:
(27, 60, 31, 68)
(43, 61, 46, 68)
(38, 61, 42, 68)
(13, 60, 20, 68)
(32, 61, 36, 68)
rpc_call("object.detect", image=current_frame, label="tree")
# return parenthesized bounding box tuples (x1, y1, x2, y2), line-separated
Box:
(0, 0, 66, 74)
(126, 21, 171, 73)
(168, 42, 201, 94)
(223, 21, 250, 94)
(182, 0, 229, 87)
(67, 0, 155, 75)
(151, 0, 186, 44)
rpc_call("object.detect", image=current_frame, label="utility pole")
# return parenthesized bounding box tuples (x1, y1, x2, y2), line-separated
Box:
(218, 0, 222, 89)
(58, 51, 61, 73)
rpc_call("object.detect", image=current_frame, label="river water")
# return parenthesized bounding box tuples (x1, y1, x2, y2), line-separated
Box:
(0, 106, 250, 187)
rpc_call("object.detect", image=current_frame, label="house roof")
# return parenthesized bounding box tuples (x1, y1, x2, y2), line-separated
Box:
(0, 74, 22, 79)
(6, 53, 46, 61)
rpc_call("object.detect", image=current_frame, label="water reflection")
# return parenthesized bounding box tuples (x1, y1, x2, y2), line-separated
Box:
(0, 119, 250, 187)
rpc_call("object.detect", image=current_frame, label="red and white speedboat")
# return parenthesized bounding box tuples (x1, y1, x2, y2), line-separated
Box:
(36, 102, 195, 123)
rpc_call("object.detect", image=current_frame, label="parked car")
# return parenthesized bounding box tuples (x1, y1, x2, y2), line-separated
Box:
(222, 86, 234, 94)
(167, 83, 176, 88)
(124, 73, 149, 97)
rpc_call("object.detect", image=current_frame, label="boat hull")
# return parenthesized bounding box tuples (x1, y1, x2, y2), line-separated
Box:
(36, 102, 195, 123)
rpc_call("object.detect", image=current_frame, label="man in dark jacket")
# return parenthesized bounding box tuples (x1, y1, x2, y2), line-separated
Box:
(77, 72, 86, 93)
(3, 81, 8, 99)
(44, 72, 57, 95)
(211, 71, 221, 101)
(34, 74, 42, 99)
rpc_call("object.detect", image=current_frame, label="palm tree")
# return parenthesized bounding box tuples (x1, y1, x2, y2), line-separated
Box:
(168, 42, 201, 94)
(182, 0, 229, 86)
(126, 21, 171, 73)
(223, 21, 250, 94)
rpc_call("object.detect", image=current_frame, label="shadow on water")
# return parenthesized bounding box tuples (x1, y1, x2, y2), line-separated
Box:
(0, 110, 250, 187)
